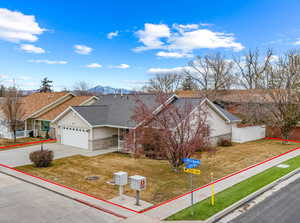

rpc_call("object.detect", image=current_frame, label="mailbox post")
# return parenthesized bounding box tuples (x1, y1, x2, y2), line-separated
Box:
(114, 171, 128, 200)
(129, 175, 146, 206)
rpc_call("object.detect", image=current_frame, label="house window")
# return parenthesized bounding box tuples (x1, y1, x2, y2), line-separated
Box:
(41, 121, 50, 131)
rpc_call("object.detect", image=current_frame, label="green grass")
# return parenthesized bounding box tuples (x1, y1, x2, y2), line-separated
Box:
(166, 155, 300, 221)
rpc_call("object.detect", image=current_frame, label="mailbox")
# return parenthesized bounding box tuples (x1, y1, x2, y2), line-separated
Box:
(129, 175, 146, 191)
(114, 171, 128, 186)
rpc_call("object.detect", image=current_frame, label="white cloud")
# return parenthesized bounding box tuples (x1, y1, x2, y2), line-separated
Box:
(17, 76, 32, 80)
(20, 44, 45, 54)
(107, 31, 119, 39)
(173, 24, 199, 33)
(156, 51, 193, 58)
(0, 8, 45, 43)
(147, 66, 190, 74)
(0, 74, 9, 79)
(74, 44, 93, 55)
(134, 23, 244, 56)
(294, 38, 300, 45)
(86, 63, 102, 68)
(28, 59, 68, 64)
(134, 23, 170, 52)
(269, 55, 279, 63)
(168, 29, 244, 52)
(110, 63, 130, 69)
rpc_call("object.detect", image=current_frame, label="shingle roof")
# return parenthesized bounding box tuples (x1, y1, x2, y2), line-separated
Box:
(73, 105, 109, 126)
(71, 94, 240, 128)
(36, 96, 95, 121)
(176, 90, 276, 103)
(21, 92, 70, 120)
(72, 94, 159, 127)
(213, 103, 241, 122)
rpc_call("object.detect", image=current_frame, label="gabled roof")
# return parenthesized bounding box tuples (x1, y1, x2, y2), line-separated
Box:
(36, 96, 97, 121)
(72, 94, 159, 128)
(62, 94, 240, 128)
(21, 92, 71, 120)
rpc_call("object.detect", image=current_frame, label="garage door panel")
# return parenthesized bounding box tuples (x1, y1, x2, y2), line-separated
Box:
(61, 127, 89, 149)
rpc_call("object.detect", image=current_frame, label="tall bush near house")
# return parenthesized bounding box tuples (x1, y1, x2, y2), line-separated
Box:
(125, 93, 210, 171)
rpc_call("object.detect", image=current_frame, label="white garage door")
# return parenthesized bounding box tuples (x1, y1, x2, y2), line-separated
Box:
(61, 127, 89, 149)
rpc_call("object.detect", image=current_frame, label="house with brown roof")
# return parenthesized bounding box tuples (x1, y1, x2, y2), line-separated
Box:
(0, 92, 98, 139)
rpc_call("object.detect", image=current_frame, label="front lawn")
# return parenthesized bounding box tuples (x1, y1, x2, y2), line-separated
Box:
(0, 137, 53, 150)
(16, 139, 299, 204)
(166, 154, 300, 220)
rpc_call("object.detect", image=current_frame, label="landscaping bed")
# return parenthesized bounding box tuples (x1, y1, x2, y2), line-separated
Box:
(0, 137, 53, 150)
(16, 139, 299, 204)
(166, 154, 300, 220)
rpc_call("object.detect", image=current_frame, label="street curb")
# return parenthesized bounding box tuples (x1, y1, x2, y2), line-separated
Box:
(204, 167, 300, 223)
(162, 167, 300, 223)
(206, 168, 300, 223)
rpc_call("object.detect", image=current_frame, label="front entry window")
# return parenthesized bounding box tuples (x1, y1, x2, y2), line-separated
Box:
(41, 121, 50, 131)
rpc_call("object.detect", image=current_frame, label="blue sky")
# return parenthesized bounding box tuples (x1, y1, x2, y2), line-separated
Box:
(1, 0, 300, 90)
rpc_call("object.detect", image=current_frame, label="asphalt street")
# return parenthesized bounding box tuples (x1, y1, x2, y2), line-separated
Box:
(230, 177, 300, 223)
(0, 173, 121, 223)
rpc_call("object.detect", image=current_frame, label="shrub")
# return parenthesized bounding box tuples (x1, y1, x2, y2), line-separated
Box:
(29, 150, 54, 167)
(218, 138, 232, 147)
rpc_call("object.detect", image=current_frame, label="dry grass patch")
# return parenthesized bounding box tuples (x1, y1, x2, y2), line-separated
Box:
(0, 137, 51, 150)
(16, 139, 299, 204)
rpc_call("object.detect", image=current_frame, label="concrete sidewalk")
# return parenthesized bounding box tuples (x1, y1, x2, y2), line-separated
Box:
(141, 148, 300, 221)
(0, 143, 117, 167)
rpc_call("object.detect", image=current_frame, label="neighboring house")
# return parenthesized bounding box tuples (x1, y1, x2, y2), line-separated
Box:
(0, 92, 98, 139)
(52, 94, 241, 151)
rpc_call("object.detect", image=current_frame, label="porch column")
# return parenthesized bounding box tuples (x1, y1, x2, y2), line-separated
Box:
(118, 128, 120, 151)
(33, 120, 35, 136)
(24, 119, 27, 137)
(24, 119, 27, 131)
(133, 129, 136, 151)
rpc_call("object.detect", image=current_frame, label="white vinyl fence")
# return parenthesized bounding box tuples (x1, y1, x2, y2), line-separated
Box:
(232, 125, 266, 143)
(0, 130, 31, 139)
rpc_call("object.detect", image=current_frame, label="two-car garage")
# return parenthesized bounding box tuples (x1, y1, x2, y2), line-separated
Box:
(61, 126, 89, 150)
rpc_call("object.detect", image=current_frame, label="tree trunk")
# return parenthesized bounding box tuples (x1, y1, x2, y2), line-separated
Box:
(282, 132, 289, 144)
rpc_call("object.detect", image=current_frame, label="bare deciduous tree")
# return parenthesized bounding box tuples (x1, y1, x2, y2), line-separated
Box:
(125, 94, 210, 171)
(238, 50, 300, 142)
(143, 73, 182, 93)
(234, 49, 273, 89)
(2, 87, 24, 142)
(73, 81, 92, 96)
(186, 53, 235, 91)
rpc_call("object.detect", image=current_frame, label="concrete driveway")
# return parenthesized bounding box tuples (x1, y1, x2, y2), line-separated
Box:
(0, 173, 121, 223)
(0, 143, 117, 167)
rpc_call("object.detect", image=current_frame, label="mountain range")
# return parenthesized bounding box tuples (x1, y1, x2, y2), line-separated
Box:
(88, 85, 134, 94)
